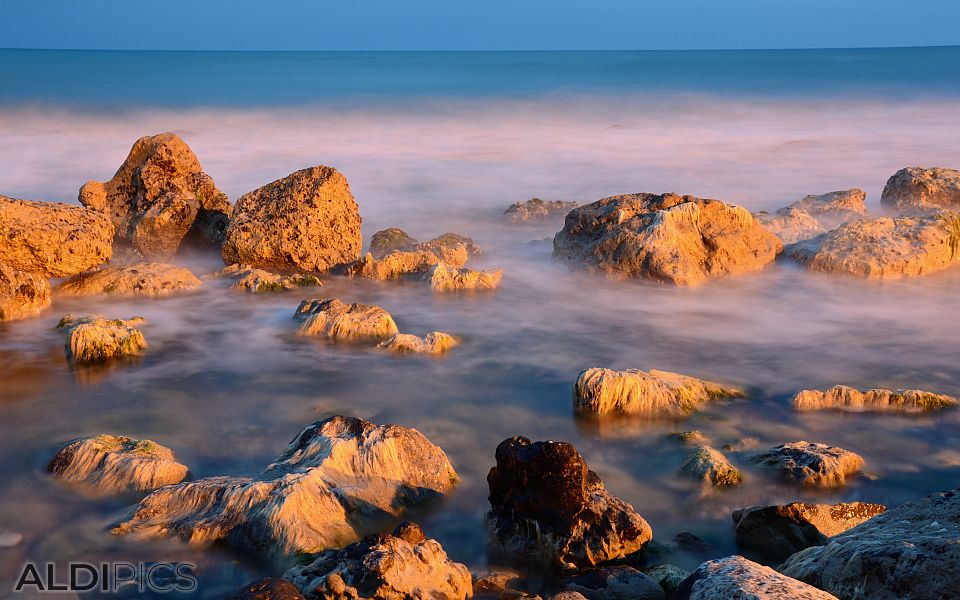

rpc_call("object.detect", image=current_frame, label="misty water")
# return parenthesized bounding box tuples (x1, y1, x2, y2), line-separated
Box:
(2, 48, 960, 597)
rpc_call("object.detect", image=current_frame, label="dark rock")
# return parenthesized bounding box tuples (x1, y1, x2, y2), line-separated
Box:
(225, 578, 306, 600)
(563, 565, 664, 600)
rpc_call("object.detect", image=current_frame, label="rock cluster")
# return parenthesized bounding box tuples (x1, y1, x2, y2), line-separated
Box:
(504, 198, 579, 223)
(881, 166, 960, 212)
(674, 556, 838, 599)
(368, 228, 481, 259)
(56, 263, 202, 297)
(293, 299, 399, 340)
(216, 264, 322, 293)
(562, 565, 665, 600)
(793, 385, 958, 412)
(679, 446, 743, 489)
(427, 262, 503, 291)
(0, 263, 51, 321)
(56, 314, 148, 363)
(750, 442, 864, 488)
(378, 332, 459, 354)
(347, 245, 468, 281)
(756, 189, 866, 244)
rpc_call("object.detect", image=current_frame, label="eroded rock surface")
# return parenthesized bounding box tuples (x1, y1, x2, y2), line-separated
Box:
(755, 207, 825, 244)
(293, 299, 398, 340)
(750, 442, 864, 488)
(368, 229, 482, 259)
(643, 565, 689, 598)
(57, 314, 147, 363)
(881, 167, 960, 212)
(505, 198, 579, 223)
(427, 262, 502, 291)
(679, 446, 743, 489)
(675, 556, 838, 600)
(563, 565, 665, 600)
(378, 332, 459, 354)
(216, 264, 321, 293)
(57, 263, 201, 297)
(0, 263, 51, 321)
(791, 189, 867, 229)
(347, 245, 468, 280)
(793, 385, 958, 413)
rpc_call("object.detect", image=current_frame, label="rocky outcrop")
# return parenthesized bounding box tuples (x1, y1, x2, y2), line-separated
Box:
(750, 442, 864, 488)
(573, 368, 744, 418)
(378, 332, 459, 354)
(553, 193, 782, 286)
(563, 566, 665, 600)
(0, 195, 114, 277)
(293, 299, 398, 340)
(47, 434, 189, 494)
(427, 262, 502, 291)
(216, 264, 322, 293)
(367, 229, 482, 259)
(284, 522, 472, 600)
(56, 263, 202, 297)
(793, 385, 958, 413)
(0, 263, 51, 321)
(486, 436, 653, 572)
(785, 214, 960, 278)
(114, 416, 457, 557)
(732, 501, 886, 564)
(79, 133, 230, 259)
(679, 446, 743, 488)
(790, 189, 867, 229)
(56, 315, 147, 363)
(881, 167, 960, 212)
(347, 245, 468, 280)
(505, 198, 579, 223)
(226, 578, 307, 600)
(222, 166, 362, 274)
(675, 556, 838, 600)
(780, 488, 960, 600)
(755, 207, 826, 244)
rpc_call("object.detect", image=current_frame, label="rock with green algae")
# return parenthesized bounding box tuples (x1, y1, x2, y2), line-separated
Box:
(215, 264, 321, 293)
(793, 385, 958, 412)
(56, 314, 147, 363)
(293, 298, 398, 340)
(679, 445, 743, 488)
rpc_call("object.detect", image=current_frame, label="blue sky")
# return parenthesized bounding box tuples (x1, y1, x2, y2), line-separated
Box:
(2, 0, 959, 51)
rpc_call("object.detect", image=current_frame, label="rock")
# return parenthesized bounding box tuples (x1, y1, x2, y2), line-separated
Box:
(347, 245, 468, 280)
(427, 262, 502, 291)
(553, 193, 782, 286)
(367, 228, 481, 259)
(749, 442, 864, 488)
(786, 214, 960, 278)
(56, 263, 202, 297)
(0, 195, 114, 277)
(216, 264, 322, 293)
(674, 531, 716, 556)
(421, 232, 483, 259)
(284, 522, 471, 600)
(792, 385, 958, 413)
(780, 488, 960, 600)
(732, 501, 886, 564)
(47, 434, 189, 494)
(675, 556, 838, 600)
(724, 436, 761, 452)
(881, 167, 960, 212)
(225, 578, 307, 600)
(222, 166, 362, 274)
(486, 436, 652, 572)
(755, 207, 826, 244)
(573, 368, 744, 418)
(0, 532, 23, 548)
(378, 332, 459, 354)
(642, 565, 688, 598)
(679, 446, 743, 488)
(114, 416, 457, 557)
(473, 571, 529, 599)
(79, 133, 230, 259)
(505, 198, 579, 223)
(790, 189, 867, 229)
(563, 566, 665, 600)
(0, 263, 51, 321)
(369, 228, 419, 257)
(667, 430, 709, 446)
(293, 299, 399, 340)
(549, 594, 587, 600)
(56, 315, 147, 363)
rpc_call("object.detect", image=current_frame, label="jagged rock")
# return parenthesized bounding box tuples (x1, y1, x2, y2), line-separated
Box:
(367, 228, 481, 259)
(679, 446, 743, 488)
(750, 442, 864, 488)
(553, 193, 782, 286)
(563, 566, 664, 600)
(56, 315, 147, 363)
(79, 133, 230, 259)
(293, 299, 398, 340)
(732, 501, 886, 564)
(790, 189, 867, 229)
(573, 368, 744, 418)
(56, 263, 202, 297)
(0, 195, 114, 277)
(378, 332, 459, 354)
(786, 214, 960, 278)
(284, 522, 472, 600)
(643, 565, 688, 598)
(216, 264, 321, 293)
(881, 167, 960, 212)
(347, 245, 468, 280)
(793, 385, 958, 413)
(486, 436, 652, 572)
(675, 556, 838, 599)
(505, 198, 579, 223)
(755, 207, 826, 244)
(667, 430, 709, 446)
(226, 578, 307, 600)
(46, 434, 189, 494)
(780, 488, 960, 600)
(222, 166, 362, 274)
(472, 571, 529, 599)
(421, 232, 483, 259)
(427, 262, 502, 291)
(114, 416, 457, 557)
(369, 228, 419, 257)
(0, 263, 51, 321)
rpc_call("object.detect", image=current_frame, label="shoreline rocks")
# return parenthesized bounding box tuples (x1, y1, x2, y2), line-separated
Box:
(368, 228, 482, 259)
(56, 263, 202, 297)
(675, 556, 839, 599)
(755, 207, 826, 244)
(679, 446, 743, 489)
(505, 198, 579, 223)
(791, 189, 867, 229)
(0, 263, 51, 321)
(378, 332, 459, 354)
(750, 442, 864, 488)
(56, 315, 147, 363)
(293, 299, 399, 340)
(793, 385, 958, 412)
(215, 264, 322, 293)
(347, 245, 468, 280)
(428, 262, 502, 291)
(563, 565, 665, 600)
(881, 166, 960, 212)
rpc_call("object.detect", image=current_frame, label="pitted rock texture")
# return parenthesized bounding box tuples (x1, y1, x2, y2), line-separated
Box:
(56, 263, 201, 297)
(750, 442, 864, 488)
(574, 368, 744, 417)
(293, 299, 399, 340)
(881, 167, 960, 212)
(0, 263, 51, 321)
(674, 556, 838, 599)
(793, 385, 958, 413)
(56, 314, 148, 363)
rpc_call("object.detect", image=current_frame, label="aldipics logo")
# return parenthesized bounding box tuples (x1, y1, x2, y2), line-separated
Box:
(13, 562, 198, 594)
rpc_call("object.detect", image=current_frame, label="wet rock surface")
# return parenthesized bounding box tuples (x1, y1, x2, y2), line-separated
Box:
(675, 556, 839, 599)
(56, 314, 147, 363)
(347, 245, 468, 280)
(378, 331, 459, 354)
(216, 264, 322, 293)
(0, 262, 51, 321)
(56, 262, 202, 297)
(293, 298, 399, 340)
(793, 385, 958, 412)
(573, 368, 744, 417)
(679, 445, 743, 489)
(750, 442, 864, 488)
(881, 166, 960, 212)
(562, 565, 664, 600)
(427, 262, 502, 291)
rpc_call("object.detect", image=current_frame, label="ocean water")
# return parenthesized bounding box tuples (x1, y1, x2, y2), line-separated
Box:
(1, 48, 960, 597)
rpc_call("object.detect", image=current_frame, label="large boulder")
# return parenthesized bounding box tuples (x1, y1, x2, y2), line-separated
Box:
(679, 446, 743, 489)
(881, 167, 960, 212)
(47, 434, 189, 494)
(675, 556, 838, 600)
(0, 263, 51, 322)
(486, 436, 652, 572)
(114, 416, 457, 557)
(573, 368, 744, 418)
(553, 193, 782, 286)
(780, 488, 960, 600)
(505, 198, 579, 223)
(56, 314, 147, 363)
(563, 565, 665, 600)
(222, 166, 362, 274)
(0, 195, 113, 277)
(284, 522, 472, 600)
(293, 299, 399, 340)
(56, 263, 201, 297)
(79, 133, 230, 259)
(750, 442, 864, 488)
(755, 207, 826, 244)
(378, 332, 459, 354)
(733, 502, 886, 564)
(793, 385, 958, 413)
(790, 189, 867, 229)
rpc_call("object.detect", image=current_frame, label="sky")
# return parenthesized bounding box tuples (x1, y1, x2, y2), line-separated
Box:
(2, 0, 959, 51)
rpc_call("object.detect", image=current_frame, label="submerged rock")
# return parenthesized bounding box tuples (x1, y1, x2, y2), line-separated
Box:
(0, 263, 51, 322)
(791, 189, 867, 229)
(47, 434, 189, 494)
(667, 430, 710, 446)
(793, 385, 958, 413)
(675, 556, 838, 600)
(755, 207, 825, 244)
(79, 133, 230, 258)
(216, 264, 322, 293)
(368, 228, 482, 259)
(643, 565, 689, 598)
(115, 416, 457, 557)
(472, 570, 530, 599)
(750, 442, 864, 488)
(780, 488, 960, 600)
(732, 501, 886, 564)
(0, 195, 114, 277)
(881, 166, 960, 212)
(56, 263, 202, 297)
(486, 436, 653, 572)
(368, 228, 420, 257)
(505, 198, 579, 223)
(56, 315, 147, 363)
(284, 522, 472, 600)
(293, 299, 398, 340)
(573, 368, 744, 418)
(679, 446, 743, 489)
(553, 193, 781, 286)
(347, 245, 468, 280)
(225, 578, 307, 600)
(563, 565, 665, 600)
(378, 332, 459, 354)
(222, 166, 362, 274)
(427, 262, 502, 291)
